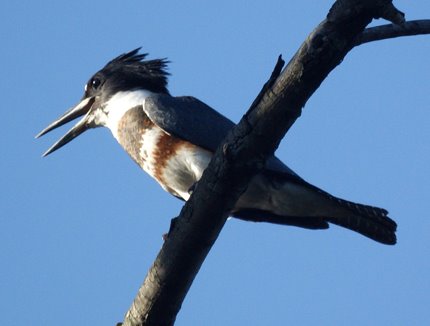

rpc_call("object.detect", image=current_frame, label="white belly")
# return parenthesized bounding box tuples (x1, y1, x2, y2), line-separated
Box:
(156, 143, 212, 200)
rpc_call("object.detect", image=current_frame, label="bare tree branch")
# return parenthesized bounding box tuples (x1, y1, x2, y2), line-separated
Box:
(119, 1, 424, 325)
(355, 20, 430, 46)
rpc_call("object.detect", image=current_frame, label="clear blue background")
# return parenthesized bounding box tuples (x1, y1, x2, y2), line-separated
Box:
(1, 1, 429, 325)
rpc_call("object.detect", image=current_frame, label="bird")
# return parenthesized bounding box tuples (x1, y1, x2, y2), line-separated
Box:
(36, 48, 397, 245)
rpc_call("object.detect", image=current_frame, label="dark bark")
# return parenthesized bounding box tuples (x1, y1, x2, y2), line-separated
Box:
(119, 1, 426, 325)
(355, 20, 430, 46)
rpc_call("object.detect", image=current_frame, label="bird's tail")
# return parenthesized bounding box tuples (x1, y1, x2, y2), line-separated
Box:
(233, 174, 397, 245)
(322, 194, 397, 245)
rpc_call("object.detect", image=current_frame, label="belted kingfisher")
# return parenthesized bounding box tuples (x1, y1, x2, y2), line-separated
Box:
(37, 48, 397, 245)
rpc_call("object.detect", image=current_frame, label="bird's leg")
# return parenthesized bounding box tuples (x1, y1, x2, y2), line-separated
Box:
(188, 182, 197, 195)
(163, 183, 197, 241)
(162, 216, 179, 241)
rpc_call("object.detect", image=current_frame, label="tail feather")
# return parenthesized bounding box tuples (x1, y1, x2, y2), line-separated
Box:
(325, 196, 397, 245)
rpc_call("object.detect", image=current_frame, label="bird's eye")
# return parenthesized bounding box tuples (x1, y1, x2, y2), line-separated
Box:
(91, 77, 101, 90)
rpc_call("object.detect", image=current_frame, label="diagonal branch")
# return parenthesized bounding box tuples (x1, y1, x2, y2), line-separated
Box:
(355, 19, 430, 46)
(119, 1, 425, 325)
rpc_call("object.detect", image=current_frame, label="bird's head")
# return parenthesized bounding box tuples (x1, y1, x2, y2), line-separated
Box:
(36, 48, 169, 156)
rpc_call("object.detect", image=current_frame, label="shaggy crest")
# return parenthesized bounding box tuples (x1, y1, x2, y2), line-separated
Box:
(92, 47, 170, 95)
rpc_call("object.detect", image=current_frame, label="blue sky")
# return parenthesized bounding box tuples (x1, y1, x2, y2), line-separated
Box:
(1, 1, 429, 325)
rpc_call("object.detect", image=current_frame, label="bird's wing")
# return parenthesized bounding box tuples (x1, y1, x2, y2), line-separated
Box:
(144, 94, 233, 151)
(143, 94, 305, 182)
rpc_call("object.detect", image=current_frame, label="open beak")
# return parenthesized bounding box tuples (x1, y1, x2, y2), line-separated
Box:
(36, 97, 96, 157)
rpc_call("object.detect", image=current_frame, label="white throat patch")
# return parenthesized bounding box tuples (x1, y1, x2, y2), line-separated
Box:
(102, 89, 155, 139)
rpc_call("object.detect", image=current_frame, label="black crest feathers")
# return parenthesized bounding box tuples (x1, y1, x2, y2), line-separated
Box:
(97, 47, 170, 95)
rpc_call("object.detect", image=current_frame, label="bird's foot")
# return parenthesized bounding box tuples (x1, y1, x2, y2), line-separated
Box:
(162, 216, 179, 241)
(188, 183, 197, 195)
